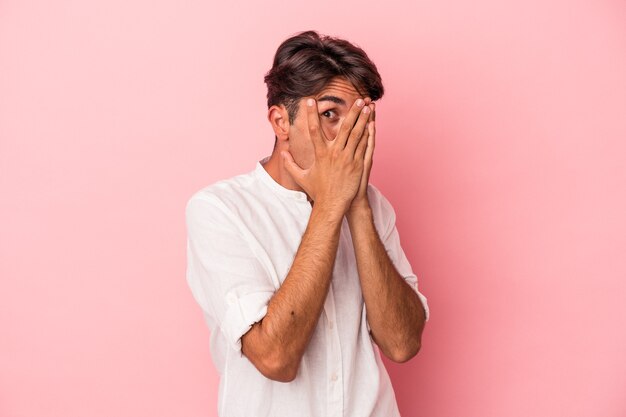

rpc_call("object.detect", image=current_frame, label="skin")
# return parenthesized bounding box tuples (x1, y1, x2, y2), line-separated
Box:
(240, 76, 427, 382)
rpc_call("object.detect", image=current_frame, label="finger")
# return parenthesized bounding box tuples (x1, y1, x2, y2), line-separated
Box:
(357, 121, 375, 196)
(363, 120, 375, 171)
(344, 104, 372, 155)
(305, 98, 326, 151)
(354, 120, 370, 161)
(353, 103, 374, 159)
(281, 150, 305, 182)
(335, 97, 366, 149)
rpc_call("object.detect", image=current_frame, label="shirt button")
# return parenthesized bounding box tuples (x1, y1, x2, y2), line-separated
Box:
(331, 372, 338, 382)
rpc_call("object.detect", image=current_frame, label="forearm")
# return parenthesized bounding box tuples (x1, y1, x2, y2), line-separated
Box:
(242, 203, 344, 380)
(347, 206, 426, 362)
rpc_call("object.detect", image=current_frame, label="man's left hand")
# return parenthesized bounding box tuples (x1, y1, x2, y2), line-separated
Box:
(347, 101, 376, 216)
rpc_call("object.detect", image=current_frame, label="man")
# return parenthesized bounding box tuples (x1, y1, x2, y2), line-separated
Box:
(185, 30, 429, 417)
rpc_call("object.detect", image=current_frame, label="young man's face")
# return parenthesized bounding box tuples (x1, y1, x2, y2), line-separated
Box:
(287, 76, 370, 170)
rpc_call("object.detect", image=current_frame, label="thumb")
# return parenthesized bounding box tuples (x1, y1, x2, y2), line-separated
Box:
(281, 151, 304, 179)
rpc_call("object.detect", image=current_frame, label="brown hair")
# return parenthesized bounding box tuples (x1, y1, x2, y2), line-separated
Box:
(264, 30, 384, 142)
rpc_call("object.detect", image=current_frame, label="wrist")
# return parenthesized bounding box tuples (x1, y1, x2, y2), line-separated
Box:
(346, 203, 373, 224)
(312, 199, 349, 222)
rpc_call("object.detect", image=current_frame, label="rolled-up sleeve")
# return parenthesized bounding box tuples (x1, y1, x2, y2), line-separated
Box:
(382, 223, 430, 322)
(369, 184, 430, 322)
(185, 193, 275, 352)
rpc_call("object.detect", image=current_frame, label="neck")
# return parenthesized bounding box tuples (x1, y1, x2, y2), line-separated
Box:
(261, 150, 313, 203)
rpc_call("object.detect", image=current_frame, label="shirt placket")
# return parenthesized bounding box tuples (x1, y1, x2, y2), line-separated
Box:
(300, 200, 344, 416)
(323, 283, 344, 417)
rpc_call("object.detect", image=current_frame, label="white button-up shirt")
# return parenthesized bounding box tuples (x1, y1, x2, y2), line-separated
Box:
(185, 155, 430, 417)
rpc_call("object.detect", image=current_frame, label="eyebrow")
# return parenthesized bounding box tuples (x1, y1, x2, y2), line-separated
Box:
(316, 95, 346, 106)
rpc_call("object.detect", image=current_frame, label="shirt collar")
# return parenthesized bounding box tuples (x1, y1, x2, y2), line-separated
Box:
(254, 155, 310, 202)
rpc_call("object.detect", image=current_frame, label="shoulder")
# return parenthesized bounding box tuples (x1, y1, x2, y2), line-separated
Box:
(187, 167, 259, 209)
(185, 169, 260, 220)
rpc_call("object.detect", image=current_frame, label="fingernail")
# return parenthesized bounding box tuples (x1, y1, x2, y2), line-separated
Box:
(356, 99, 364, 107)
(307, 98, 314, 107)
(363, 106, 370, 114)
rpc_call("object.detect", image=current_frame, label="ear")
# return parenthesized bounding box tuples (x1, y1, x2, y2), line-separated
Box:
(267, 104, 290, 141)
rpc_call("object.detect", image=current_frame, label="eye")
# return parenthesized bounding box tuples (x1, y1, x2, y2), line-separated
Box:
(321, 109, 338, 121)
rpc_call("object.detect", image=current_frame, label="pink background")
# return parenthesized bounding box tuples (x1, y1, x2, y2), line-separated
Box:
(1, 0, 625, 416)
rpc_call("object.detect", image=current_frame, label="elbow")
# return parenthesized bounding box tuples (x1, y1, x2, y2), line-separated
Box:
(241, 324, 300, 382)
(388, 340, 421, 363)
(256, 351, 300, 382)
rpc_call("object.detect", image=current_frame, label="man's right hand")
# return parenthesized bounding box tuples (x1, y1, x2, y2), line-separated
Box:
(281, 97, 373, 215)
